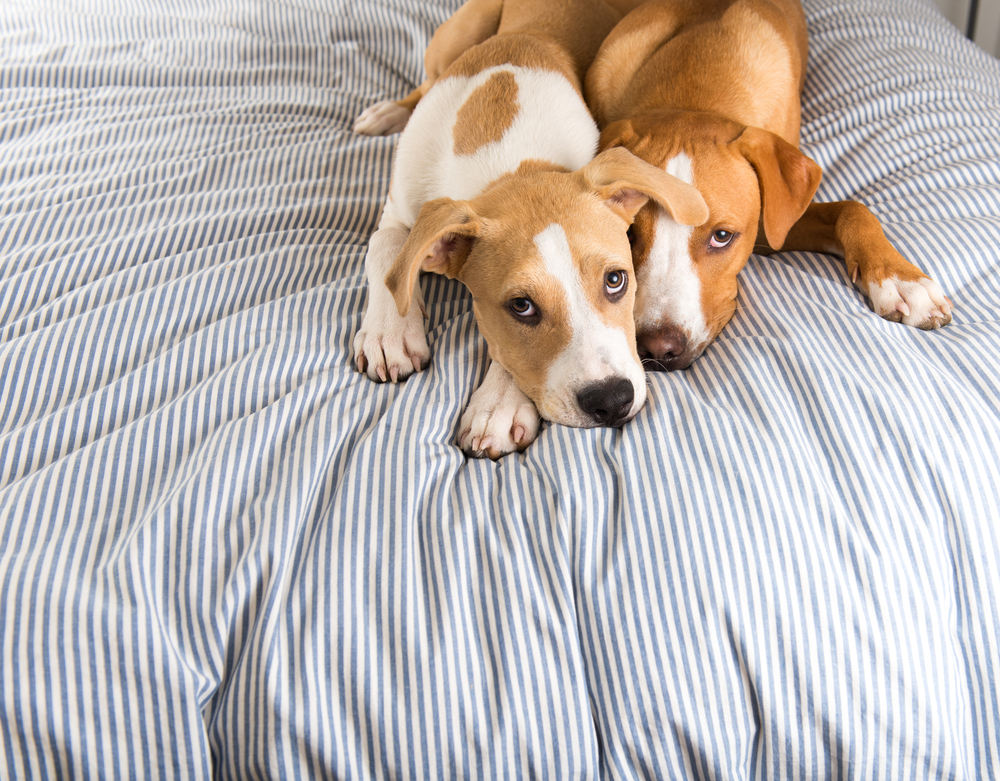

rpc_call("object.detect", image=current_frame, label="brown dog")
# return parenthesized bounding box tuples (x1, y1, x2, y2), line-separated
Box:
(585, 0, 953, 370)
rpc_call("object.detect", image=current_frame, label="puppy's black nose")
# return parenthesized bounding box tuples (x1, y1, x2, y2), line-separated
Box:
(637, 326, 688, 371)
(577, 377, 635, 427)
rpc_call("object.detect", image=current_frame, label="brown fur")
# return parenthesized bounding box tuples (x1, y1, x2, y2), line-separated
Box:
(395, 0, 626, 110)
(453, 70, 520, 155)
(585, 0, 947, 369)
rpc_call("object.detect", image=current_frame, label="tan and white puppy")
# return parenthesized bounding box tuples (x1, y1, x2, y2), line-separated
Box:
(352, 0, 708, 457)
(586, 0, 953, 370)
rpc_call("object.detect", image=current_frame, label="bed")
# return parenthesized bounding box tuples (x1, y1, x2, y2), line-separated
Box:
(2, 0, 999, 777)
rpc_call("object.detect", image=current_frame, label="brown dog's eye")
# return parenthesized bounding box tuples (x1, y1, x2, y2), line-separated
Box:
(605, 270, 628, 301)
(509, 297, 539, 322)
(710, 230, 736, 249)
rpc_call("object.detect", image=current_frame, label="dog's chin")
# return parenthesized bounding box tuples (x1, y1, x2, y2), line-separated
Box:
(544, 411, 635, 429)
(537, 392, 645, 429)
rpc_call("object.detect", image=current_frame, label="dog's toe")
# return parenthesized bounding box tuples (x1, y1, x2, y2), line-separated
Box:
(353, 317, 430, 383)
(866, 276, 953, 330)
(459, 378, 541, 460)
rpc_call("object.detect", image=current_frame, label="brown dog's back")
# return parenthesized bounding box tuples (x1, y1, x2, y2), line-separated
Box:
(587, 0, 808, 143)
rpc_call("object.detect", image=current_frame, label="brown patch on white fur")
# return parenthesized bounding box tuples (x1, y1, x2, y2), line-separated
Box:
(357, 0, 636, 137)
(453, 70, 520, 155)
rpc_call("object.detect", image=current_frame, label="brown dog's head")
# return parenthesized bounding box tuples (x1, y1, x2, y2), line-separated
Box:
(386, 147, 707, 427)
(601, 111, 822, 370)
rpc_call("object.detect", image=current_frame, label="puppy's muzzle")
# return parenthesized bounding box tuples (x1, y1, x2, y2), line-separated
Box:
(576, 377, 635, 427)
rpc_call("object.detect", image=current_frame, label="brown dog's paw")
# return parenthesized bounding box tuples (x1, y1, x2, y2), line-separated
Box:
(864, 276, 953, 329)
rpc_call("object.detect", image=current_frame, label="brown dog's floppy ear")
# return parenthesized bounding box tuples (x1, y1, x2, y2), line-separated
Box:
(580, 146, 709, 227)
(385, 198, 481, 317)
(736, 127, 822, 249)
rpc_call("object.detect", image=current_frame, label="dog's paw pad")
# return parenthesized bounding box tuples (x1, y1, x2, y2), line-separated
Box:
(353, 100, 412, 136)
(867, 276, 953, 330)
(353, 314, 430, 383)
(459, 381, 541, 460)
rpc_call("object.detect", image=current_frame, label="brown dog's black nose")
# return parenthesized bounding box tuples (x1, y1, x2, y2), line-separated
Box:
(577, 377, 635, 426)
(637, 326, 688, 371)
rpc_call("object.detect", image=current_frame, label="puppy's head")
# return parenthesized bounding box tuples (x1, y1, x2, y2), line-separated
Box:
(386, 148, 707, 428)
(601, 112, 822, 370)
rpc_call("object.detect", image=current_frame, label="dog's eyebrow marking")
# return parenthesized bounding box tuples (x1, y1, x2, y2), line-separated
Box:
(453, 70, 520, 156)
(534, 222, 584, 319)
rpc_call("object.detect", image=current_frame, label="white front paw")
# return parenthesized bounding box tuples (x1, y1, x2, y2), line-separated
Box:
(353, 303, 430, 383)
(458, 363, 541, 460)
(866, 276, 953, 330)
(353, 100, 412, 136)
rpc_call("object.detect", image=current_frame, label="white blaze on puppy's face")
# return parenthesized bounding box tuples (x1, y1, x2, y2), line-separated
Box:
(532, 223, 646, 427)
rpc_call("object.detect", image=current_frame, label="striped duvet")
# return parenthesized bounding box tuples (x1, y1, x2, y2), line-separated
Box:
(2, 0, 999, 777)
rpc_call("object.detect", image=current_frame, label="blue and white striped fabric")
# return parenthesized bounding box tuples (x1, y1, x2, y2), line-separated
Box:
(2, 0, 999, 777)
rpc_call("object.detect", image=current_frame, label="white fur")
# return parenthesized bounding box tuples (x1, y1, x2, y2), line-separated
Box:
(458, 360, 542, 459)
(866, 276, 952, 327)
(664, 152, 693, 186)
(353, 225, 430, 381)
(535, 223, 646, 426)
(382, 66, 599, 229)
(353, 99, 411, 136)
(633, 152, 711, 350)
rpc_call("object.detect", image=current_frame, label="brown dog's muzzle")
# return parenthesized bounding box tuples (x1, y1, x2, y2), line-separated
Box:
(637, 324, 695, 371)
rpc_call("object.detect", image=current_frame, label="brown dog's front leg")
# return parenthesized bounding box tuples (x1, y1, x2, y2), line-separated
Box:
(757, 200, 953, 329)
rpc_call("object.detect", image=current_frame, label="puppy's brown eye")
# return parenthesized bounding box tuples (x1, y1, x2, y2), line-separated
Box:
(710, 229, 736, 249)
(605, 270, 627, 300)
(509, 297, 538, 320)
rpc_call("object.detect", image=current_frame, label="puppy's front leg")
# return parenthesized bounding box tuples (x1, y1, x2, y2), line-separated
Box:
(459, 360, 542, 460)
(354, 224, 431, 382)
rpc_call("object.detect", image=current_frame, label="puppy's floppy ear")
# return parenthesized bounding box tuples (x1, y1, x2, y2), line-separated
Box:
(579, 146, 709, 227)
(736, 126, 822, 249)
(385, 198, 481, 317)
